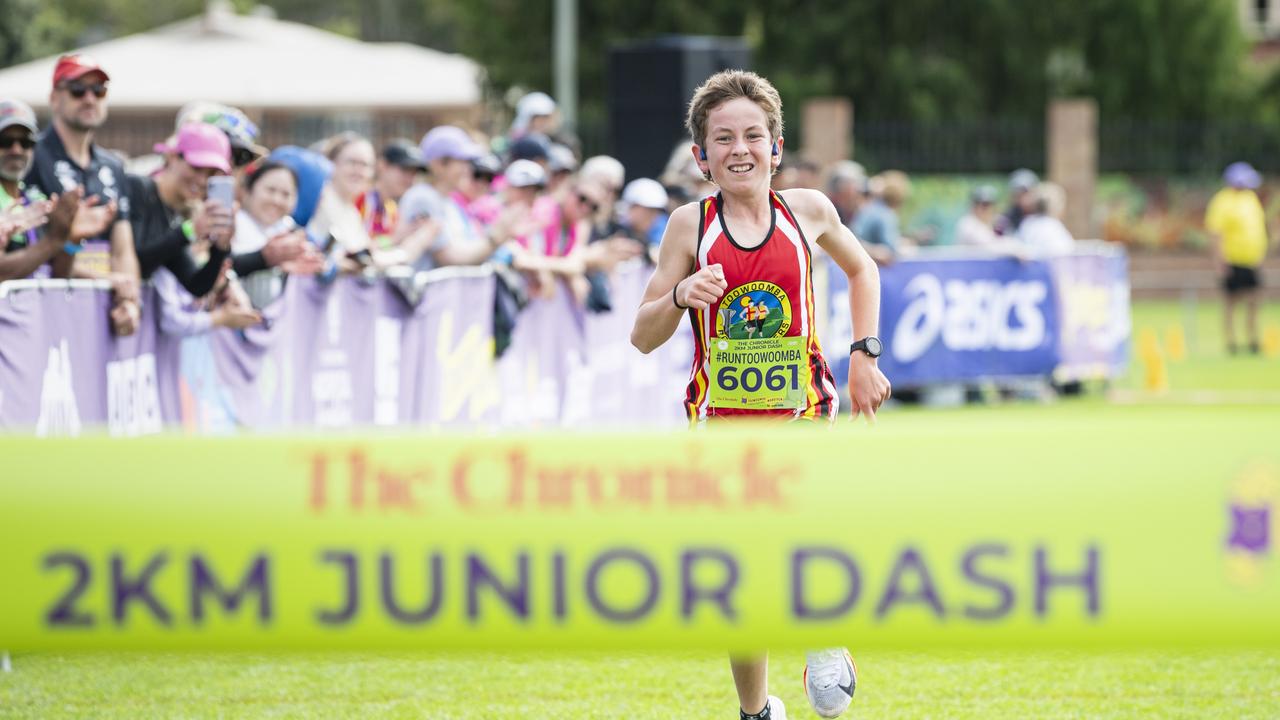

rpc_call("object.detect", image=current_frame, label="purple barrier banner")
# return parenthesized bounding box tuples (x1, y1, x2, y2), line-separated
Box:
(184, 277, 412, 431)
(0, 265, 695, 434)
(405, 269, 499, 427)
(1049, 248, 1131, 381)
(581, 263, 692, 428)
(0, 281, 176, 436)
(496, 281, 587, 427)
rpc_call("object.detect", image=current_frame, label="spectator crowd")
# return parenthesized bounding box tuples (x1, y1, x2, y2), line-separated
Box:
(0, 55, 678, 340)
(2, 53, 1094, 345)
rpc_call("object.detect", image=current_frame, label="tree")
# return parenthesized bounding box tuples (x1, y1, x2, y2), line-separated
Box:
(2, 0, 1255, 161)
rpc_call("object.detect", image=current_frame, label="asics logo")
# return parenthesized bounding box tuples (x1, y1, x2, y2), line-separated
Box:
(891, 273, 1048, 363)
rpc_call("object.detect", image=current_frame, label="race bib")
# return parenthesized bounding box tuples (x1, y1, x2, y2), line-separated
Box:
(707, 336, 810, 410)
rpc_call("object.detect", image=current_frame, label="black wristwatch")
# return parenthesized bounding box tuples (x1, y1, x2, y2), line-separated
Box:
(851, 336, 883, 358)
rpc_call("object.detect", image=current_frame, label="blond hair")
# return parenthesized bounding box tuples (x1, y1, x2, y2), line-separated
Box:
(321, 131, 370, 162)
(685, 70, 784, 148)
(877, 170, 912, 207)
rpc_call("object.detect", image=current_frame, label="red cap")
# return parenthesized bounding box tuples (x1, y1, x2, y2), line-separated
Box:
(53, 54, 110, 87)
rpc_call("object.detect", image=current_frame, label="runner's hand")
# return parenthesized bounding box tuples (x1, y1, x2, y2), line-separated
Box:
(849, 353, 891, 424)
(674, 263, 728, 310)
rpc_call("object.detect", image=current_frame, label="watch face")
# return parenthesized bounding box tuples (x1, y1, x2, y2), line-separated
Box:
(865, 337, 883, 356)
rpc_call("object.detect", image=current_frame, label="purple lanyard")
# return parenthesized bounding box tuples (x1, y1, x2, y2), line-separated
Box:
(19, 195, 38, 247)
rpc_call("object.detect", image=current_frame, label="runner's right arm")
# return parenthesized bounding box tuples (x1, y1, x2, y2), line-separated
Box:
(630, 202, 725, 353)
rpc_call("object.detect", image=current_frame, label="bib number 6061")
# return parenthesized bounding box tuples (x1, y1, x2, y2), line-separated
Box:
(715, 364, 799, 392)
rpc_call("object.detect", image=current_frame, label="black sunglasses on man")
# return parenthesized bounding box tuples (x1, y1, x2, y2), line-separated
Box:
(61, 81, 108, 100)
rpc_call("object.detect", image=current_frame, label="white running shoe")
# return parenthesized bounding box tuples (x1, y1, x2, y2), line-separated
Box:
(803, 648, 857, 718)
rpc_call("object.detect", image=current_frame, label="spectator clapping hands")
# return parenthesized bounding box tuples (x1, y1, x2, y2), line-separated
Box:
(43, 188, 82, 241)
(585, 235, 644, 273)
(69, 195, 117, 243)
(1, 197, 53, 239)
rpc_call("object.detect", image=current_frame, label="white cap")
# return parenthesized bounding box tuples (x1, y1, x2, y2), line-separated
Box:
(581, 155, 625, 192)
(517, 91, 557, 118)
(829, 160, 866, 185)
(504, 159, 547, 188)
(548, 144, 578, 173)
(512, 91, 557, 134)
(622, 178, 669, 210)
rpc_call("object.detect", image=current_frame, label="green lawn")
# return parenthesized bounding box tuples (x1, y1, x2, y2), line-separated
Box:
(3, 650, 1278, 719)
(2, 300, 1277, 719)
(1116, 299, 1280, 395)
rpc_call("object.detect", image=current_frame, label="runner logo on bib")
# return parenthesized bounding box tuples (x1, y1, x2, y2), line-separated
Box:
(709, 282, 809, 410)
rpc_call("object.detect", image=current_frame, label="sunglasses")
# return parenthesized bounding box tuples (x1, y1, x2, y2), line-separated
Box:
(232, 147, 259, 168)
(576, 192, 600, 213)
(474, 171, 495, 183)
(63, 81, 108, 99)
(0, 135, 35, 151)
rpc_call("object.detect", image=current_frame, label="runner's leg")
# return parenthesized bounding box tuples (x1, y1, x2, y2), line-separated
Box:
(1244, 287, 1261, 353)
(731, 654, 769, 715)
(1224, 291, 1238, 353)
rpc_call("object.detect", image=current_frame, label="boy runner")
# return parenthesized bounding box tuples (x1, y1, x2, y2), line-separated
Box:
(631, 70, 891, 719)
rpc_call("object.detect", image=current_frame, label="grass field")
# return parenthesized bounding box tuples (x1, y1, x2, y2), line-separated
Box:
(2, 299, 1277, 719)
(1113, 298, 1280, 396)
(3, 650, 1279, 719)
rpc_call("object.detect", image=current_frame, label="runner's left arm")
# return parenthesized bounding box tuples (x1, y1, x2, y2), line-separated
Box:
(783, 189, 891, 421)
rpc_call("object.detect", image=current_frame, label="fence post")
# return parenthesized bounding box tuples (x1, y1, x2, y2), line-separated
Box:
(801, 97, 853, 169)
(1047, 99, 1098, 239)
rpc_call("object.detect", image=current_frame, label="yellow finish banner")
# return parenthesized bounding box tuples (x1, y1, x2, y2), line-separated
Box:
(2, 407, 1278, 651)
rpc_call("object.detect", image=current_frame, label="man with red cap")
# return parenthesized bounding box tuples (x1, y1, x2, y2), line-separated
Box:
(25, 54, 140, 335)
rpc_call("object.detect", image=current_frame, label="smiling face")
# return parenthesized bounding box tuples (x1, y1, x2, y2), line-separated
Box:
(330, 139, 375, 203)
(166, 153, 224, 205)
(562, 183, 599, 223)
(246, 167, 298, 227)
(693, 97, 782, 193)
(973, 200, 996, 224)
(429, 157, 473, 195)
(333, 141, 375, 202)
(0, 127, 34, 183)
(377, 160, 417, 201)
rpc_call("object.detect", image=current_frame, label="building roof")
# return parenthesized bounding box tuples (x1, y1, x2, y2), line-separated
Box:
(0, 3, 482, 111)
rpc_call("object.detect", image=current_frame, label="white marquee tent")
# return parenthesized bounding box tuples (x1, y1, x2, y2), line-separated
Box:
(0, 3, 482, 112)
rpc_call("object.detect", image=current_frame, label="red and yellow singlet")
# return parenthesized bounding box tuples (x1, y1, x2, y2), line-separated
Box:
(684, 190, 838, 423)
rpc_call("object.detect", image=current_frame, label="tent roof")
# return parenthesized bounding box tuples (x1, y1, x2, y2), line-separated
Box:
(0, 5, 483, 111)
